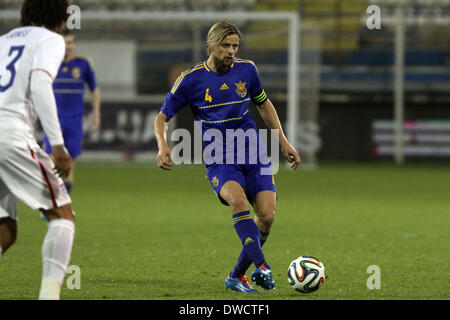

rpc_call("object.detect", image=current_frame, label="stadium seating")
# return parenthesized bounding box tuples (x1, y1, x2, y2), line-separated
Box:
(0, 0, 256, 11)
(1, 0, 449, 90)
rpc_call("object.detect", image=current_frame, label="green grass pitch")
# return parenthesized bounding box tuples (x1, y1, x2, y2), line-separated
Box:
(0, 162, 449, 300)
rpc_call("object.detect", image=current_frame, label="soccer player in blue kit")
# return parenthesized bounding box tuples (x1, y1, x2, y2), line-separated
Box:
(154, 21, 300, 293)
(43, 28, 101, 193)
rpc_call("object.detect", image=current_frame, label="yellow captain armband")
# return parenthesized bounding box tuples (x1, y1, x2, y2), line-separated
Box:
(252, 89, 267, 105)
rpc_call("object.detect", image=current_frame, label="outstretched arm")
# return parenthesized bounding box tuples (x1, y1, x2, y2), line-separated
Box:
(154, 111, 173, 170)
(256, 99, 301, 170)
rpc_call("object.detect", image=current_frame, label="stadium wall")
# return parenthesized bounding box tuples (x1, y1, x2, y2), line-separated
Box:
(319, 100, 450, 160)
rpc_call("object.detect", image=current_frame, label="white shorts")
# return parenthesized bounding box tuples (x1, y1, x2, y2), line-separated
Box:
(0, 142, 71, 220)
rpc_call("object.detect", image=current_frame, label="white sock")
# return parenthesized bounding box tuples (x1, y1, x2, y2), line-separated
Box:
(39, 219, 75, 300)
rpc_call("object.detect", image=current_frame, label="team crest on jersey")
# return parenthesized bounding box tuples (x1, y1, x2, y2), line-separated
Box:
(71, 67, 81, 79)
(235, 81, 247, 98)
(211, 176, 219, 188)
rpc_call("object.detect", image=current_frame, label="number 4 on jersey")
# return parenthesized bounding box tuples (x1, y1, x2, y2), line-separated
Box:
(0, 45, 25, 92)
(205, 88, 213, 103)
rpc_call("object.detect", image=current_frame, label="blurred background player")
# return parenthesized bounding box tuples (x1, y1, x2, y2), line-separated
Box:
(154, 21, 300, 293)
(43, 28, 101, 194)
(0, 0, 75, 300)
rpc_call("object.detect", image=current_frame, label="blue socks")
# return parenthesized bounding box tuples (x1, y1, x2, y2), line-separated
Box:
(232, 211, 267, 273)
(231, 229, 270, 278)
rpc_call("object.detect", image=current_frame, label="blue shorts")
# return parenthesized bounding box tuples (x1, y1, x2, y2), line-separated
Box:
(206, 163, 277, 206)
(44, 115, 83, 158)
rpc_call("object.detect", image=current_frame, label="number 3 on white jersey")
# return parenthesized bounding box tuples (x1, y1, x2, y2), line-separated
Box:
(0, 45, 25, 92)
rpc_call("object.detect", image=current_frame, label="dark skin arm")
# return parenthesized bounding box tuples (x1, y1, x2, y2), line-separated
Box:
(51, 145, 71, 178)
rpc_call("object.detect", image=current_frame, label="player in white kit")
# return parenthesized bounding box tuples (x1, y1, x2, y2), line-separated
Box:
(0, 0, 75, 300)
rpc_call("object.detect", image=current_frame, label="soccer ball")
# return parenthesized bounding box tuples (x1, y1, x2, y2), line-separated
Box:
(287, 256, 325, 293)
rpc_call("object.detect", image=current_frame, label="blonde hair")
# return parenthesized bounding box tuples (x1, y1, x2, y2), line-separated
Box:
(206, 21, 242, 55)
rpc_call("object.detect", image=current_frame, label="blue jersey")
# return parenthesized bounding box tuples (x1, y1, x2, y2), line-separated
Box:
(161, 58, 269, 166)
(52, 55, 97, 117)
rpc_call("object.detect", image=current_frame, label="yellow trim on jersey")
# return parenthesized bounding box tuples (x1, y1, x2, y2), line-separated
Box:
(200, 109, 250, 124)
(233, 58, 257, 69)
(74, 54, 96, 70)
(203, 61, 210, 72)
(199, 98, 250, 110)
(171, 63, 204, 94)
